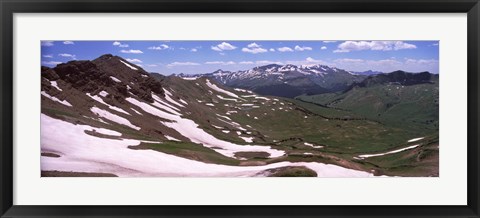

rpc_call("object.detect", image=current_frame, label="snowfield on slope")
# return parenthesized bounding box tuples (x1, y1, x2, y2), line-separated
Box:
(206, 79, 240, 99)
(90, 106, 140, 130)
(86, 93, 130, 115)
(41, 114, 378, 177)
(125, 97, 285, 158)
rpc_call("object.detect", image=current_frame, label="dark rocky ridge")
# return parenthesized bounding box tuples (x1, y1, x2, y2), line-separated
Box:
(343, 70, 437, 93)
(41, 54, 164, 103)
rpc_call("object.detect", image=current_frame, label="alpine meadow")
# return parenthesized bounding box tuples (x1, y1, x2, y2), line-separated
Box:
(40, 40, 439, 177)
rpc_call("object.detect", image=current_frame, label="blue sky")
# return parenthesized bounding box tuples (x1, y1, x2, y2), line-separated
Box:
(41, 40, 439, 75)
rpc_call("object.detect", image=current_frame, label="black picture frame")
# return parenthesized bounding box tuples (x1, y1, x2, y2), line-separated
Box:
(1, 0, 479, 217)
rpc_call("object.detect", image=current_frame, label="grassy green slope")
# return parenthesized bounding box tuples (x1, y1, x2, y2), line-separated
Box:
(297, 83, 439, 135)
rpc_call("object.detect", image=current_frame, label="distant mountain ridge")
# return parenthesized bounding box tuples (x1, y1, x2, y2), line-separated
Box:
(179, 64, 368, 98)
(343, 70, 438, 93)
(351, 70, 384, 76)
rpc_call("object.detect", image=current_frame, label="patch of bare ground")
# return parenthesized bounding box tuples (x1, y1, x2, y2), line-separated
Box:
(41, 152, 61, 158)
(256, 166, 317, 177)
(234, 151, 270, 159)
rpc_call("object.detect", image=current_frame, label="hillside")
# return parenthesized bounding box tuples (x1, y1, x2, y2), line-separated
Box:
(40, 55, 438, 177)
(297, 71, 439, 134)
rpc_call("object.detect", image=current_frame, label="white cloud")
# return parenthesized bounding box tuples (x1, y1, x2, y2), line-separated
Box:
(167, 62, 200, 67)
(190, 48, 198, 52)
(432, 43, 439, 46)
(255, 60, 283, 65)
(334, 41, 417, 53)
(294, 45, 312, 51)
(285, 57, 329, 66)
(113, 41, 129, 47)
(120, 49, 143, 54)
(269, 48, 275, 52)
(58, 53, 76, 59)
(41, 41, 54, 47)
(320, 46, 327, 50)
(239, 61, 255, 65)
(247, 43, 260, 48)
(42, 54, 53, 58)
(147, 64, 158, 67)
(148, 44, 170, 50)
(305, 57, 323, 63)
(126, 58, 142, 63)
(242, 43, 268, 54)
(211, 42, 237, 51)
(42, 61, 62, 66)
(205, 61, 236, 65)
(63, 41, 75, 45)
(241, 48, 268, 54)
(277, 47, 294, 52)
(323, 41, 337, 43)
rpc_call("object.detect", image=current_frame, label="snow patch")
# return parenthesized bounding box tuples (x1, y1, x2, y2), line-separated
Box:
(131, 108, 142, 115)
(181, 77, 198, 80)
(99, 91, 109, 97)
(41, 91, 72, 107)
(217, 95, 238, 102)
(206, 79, 240, 99)
(234, 88, 253, 93)
(86, 93, 130, 115)
(50, 81, 62, 91)
(304, 142, 324, 149)
(162, 88, 185, 108)
(165, 135, 180, 141)
(216, 114, 231, 120)
(110, 76, 121, 83)
(120, 60, 138, 70)
(240, 136, 254, 143)
(358, 144, 421, 159)
(179, 99, 188, 105)
(255, 96, 270, 101)
(151, 97, 182, 116)
(90, 106, 140, 130)
(408, 137, 424, 143)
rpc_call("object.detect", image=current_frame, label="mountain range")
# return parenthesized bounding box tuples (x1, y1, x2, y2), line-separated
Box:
(180, 64, 369, 98)
(40, 54, 439, 177)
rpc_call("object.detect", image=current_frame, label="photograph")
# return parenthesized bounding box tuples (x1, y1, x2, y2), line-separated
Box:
(40, 40, 439, 177)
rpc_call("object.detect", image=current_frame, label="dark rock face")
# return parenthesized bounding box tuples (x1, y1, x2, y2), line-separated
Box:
(52, 61, 112, 93)
(41, 54, 164, 102)
(358, 71, 435, 87)
(341, 70, 437, 93)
